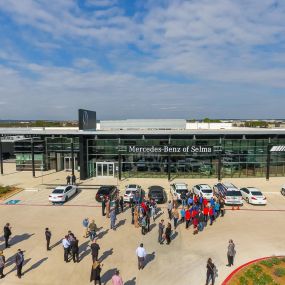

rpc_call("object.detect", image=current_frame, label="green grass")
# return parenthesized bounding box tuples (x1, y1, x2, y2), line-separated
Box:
(274, 267, 285, 277)
(0, 185, 12, 195)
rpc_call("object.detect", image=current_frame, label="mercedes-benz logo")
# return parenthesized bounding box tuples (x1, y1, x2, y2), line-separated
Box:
(83, 111, 88, 126)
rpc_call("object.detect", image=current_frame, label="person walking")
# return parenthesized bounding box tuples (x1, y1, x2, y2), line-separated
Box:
(3, 223, 12, 248)
(90, 260, 103, 285)
(101, 197, 106, 216)
(185, 208, 191, 229)
(198, 210, 204, 232)
(110, 208, 117, 230)
(119, 196, 124, 213)
(227, 239, 236, 267)
(131, 204, 135, 224)
(62, 235, 70, 262)
(165, 222, 172, 245)
(15, 249, 24, 279)
(82, 217, 89, 238)
(0, 250, 5, 279)
(91, 239, 100, 262)
(158, 219, 165, 244)
(106, 198, 110, 218)
(71, 237, 79, 263)
(45, 227, 51, 251)
(111, 270, 123, 285)
(203, 205, 209, 225)
(89, 220, 97, 241)
(141, 215, 147, 235)
(66, 175, 71, 185)
(135, 243, 147, 270)
(206, 258, 216, 285)
(172, 207, 179, 230)
(209, 206, 215, 226)
(167, 201, 173, 220)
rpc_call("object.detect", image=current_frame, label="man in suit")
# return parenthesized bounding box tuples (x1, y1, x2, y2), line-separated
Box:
(45, 228, 51, 251)
(91, 239, 100, 262)
(3, 223, 12, 248)
(15, 249, 24, 278)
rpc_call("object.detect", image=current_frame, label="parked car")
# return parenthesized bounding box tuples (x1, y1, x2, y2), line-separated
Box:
(148, 186, 167, 204)
(123, 184, 142, 203)
(281, 185, 285, 196)
(136, 160, 148, 171)
(49, 185, 78, 203)
(170, 182, 189, 201)
(213, 182, 243, 205)
(192, 184, 213, 200)
(240, 187, 267, 205)
(95, 185, 118, 202)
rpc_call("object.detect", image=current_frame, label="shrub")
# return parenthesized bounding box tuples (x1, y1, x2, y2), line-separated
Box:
(271, 258, 282, 265)
(252, 264, 263, 274)
(281, 257, 285, 263)
(238, 276, 248, 285)
(244, 269, 255, 279)
(274, 267, 285, 277)
(261, 260, 274, 268)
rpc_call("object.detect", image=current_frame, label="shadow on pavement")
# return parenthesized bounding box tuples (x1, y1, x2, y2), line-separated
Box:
(50, 239, 62, 249)
(125, 277, 136, 285)
(145, 251, 155, 267)
(99, 248, 113, 262)
(79, 240, 91, 261)
(5, 257, 32, 276)
(22, 257, 48, 275)
(149, 223, 156, 232)
(97, 229, 109, 240)
(116, 219, 126, 229)
(10, 233, 35, 246)
(101, 268, 117, 285)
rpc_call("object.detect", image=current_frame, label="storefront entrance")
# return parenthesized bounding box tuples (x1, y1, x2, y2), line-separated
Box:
(64, 157, 77, 171)
(96, 162, 114, 177)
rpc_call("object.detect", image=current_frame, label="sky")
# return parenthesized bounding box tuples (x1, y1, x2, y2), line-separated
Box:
(0, 0, 285, 120)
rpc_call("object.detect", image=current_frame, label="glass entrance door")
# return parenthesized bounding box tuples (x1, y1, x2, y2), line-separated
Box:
(64, 157, 77, 171)
(96, 162, 114, 177)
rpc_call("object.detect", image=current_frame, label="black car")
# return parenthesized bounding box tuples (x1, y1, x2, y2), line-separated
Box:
(148, 186, 167, 204)
(96, 185, 118, 202)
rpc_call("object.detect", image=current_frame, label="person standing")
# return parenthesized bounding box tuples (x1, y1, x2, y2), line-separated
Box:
(82, 217, 89, 238)
(110, 208, 117, 231)
(135, 243, 147, 270)
(209, 206, 215, 226)
(198, 210, 204, 232)
(206, 258, 216, 285)
(66, 175, 71, 185)
(3, 223, 12, 249)
(0, 250, 5, 279)
(220, 199, 225, 217)
(111, 270, 123, 285)
(119, 196, 124, 213)
(180, 207, 185, 223)
(45, 227, 51, 251)
(185, 208, 191, 229)
(71, 174, 76, 185)
(90, 260, 103, 285)
(141, 215, 147, 235)
(172, 207, 179, 230)
(106, 198, 110, 218)
(134, 207, 139, 228)
(214, 201, 220, 218)
(203, 205, 209, 225)
(89, 220, 97, 241)
(15, 249, 24, 279)
(91, 239, 100, 262)
(115, 197, 120, 215)
(165, 223, 172, 245)
(167, 201, 173, 220)
(62, 235, 70, 263)
(101, 197, 106, 216)
(227, 239, 236, 267)
(158, 219, 165, 244)
(71, 237, 79, 263)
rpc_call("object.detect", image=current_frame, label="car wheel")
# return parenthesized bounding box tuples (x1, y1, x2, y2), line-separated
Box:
(65, 196, 68, 202)
(246, 197, 249, 204)
(281, 189, 285, 196)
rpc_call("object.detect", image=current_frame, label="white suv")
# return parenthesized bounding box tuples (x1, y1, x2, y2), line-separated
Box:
(123, 184, 142, 202)
(192, 184, 213, 200)
(170, 183, 189, 201)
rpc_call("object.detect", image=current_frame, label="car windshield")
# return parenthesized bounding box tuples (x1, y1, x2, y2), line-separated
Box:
(177, 189, 187, 193)
(226, 191, 242, 196)
(251, 191, 263, 196)
(151, 190, 162, 195)
(53, 189, 64, 194)
(126, 190, 135, 194)
(128, 185, 137, 189)
(202, 189, 212, 194)
(98, 187, 112, 194)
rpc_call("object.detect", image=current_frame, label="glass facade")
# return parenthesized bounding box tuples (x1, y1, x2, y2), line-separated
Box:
(12, 134, 285, 179)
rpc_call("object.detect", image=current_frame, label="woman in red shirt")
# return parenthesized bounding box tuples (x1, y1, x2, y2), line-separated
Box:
(209, 206, 215, 226)
(185, 209, 191, 229)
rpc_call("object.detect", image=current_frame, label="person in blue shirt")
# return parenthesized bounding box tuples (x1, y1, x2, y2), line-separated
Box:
(214, 202, 220, 218)
(180, 208, 185, 223)
(187, 197, 193, 206)
(210, 197, 215, 207)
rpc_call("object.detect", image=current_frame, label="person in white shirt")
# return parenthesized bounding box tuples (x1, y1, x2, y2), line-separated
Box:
(62, 236, 71, 262)
(135, 243, 147, 270)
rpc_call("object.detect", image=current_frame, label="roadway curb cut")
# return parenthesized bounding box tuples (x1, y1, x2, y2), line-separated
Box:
(221, 255, 284, 285)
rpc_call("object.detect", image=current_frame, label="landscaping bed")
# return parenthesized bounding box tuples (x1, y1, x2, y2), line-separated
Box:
(228, 257, 285, 285)
(0, 185, 21, 200)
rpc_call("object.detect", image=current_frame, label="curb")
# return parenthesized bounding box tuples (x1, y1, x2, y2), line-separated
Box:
(221, 255, 284, 285)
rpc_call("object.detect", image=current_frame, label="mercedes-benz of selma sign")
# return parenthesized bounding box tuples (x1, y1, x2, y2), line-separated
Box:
(127, 145, 213, 154)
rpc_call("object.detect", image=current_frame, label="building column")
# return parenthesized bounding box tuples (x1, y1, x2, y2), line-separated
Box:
(167, 155, 171, 181)
(31, 138, 35, 177)
(266, 144, 271, 181)
(0, 137, 3, 175)
(79, 136, 87, 180)
(118, 154, 122, 180)
(217, 152, 222, 181)
(71, 138, 75, 177)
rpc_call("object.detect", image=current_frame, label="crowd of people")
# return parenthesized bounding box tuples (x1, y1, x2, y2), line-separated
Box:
(0, 185, 237, 285)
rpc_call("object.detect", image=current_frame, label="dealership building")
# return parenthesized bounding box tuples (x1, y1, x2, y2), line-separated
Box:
(0, 109, 285, 181)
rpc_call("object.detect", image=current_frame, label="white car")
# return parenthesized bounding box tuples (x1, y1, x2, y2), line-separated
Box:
(240, 187, 267, 205)
(192, 184, 213, 200)
(123, 184, 142, 202)
(170, 183, 189, 201)
(49, 185, 78, 203)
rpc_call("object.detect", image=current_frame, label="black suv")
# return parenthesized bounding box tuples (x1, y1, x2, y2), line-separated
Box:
(96, 185, 118, 202)
(148, 186, 167, 204)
